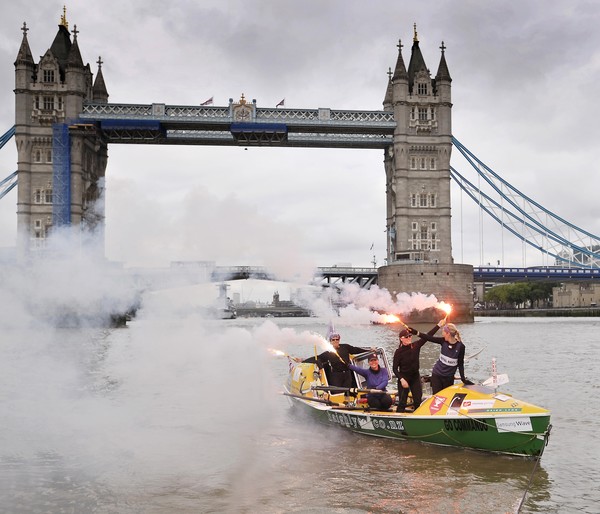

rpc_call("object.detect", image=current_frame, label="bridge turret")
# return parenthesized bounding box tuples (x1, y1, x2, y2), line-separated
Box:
(434, 42, 452, 136)
(92, 57, 109, 103)
(383, 68, 393, 110)
(64, 27, 90, 116)
(14, 23, 35, 127)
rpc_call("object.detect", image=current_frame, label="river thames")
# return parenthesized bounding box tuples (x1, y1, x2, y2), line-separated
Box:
(1, 311, 599, 513)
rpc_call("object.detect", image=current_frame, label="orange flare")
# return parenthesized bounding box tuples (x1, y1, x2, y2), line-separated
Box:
(269, 348, 287, 357)
(378, 313, 401, 324)
(437, 302, 452, 315)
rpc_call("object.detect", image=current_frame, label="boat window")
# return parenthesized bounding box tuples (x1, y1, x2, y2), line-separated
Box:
(351, 348, 393, 390)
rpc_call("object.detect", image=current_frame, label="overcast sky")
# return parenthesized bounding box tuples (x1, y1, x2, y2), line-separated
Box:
(1, 0, 599, 275)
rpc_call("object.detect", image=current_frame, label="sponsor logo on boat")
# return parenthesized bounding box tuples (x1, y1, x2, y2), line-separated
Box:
(326, 412, 405, 432)
(444, 418, 490, 431)
(429, 395, 446, 415)
(461, 399, 495, 410)
(496, 417, 533, 432)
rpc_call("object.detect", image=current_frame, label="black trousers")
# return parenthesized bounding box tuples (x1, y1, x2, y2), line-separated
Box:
(431, 373, 454, 394)
(329, 369, 353, 388)
(397, 372, 423, 409)
(367, 393, 393, 410)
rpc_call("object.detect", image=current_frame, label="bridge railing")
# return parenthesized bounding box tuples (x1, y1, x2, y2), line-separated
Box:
(81, 103, 395, 127)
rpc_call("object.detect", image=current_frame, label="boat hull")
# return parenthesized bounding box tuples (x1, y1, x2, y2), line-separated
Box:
(284, 361, 551, 458)
(286, 393, 550, 457)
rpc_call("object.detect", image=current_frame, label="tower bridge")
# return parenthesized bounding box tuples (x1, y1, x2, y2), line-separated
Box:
(5, 12, 600, 322)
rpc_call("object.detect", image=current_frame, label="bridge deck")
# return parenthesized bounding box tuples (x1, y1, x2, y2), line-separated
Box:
(78, 103, 395, 148)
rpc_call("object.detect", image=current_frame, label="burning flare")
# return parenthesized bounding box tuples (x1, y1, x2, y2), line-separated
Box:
(377, 313, 401, 324)
(269, 348, 288, 357)
(322, 340, 346, 364)
(437, 302, 452, 317)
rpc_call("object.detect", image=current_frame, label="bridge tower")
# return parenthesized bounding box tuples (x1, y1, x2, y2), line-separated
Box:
(378, 26, 474, 321)
(13, 9, 108, 258)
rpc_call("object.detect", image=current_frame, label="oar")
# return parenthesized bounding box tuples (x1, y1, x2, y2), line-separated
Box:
(282, 392, 342, 406)
(311, 385, 396, 395)
(465, 347, 485, 360)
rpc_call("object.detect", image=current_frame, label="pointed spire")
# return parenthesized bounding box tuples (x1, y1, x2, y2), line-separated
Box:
(15, 22, 34, 65)
(67, 25, 84, 68)
(435, 41, 452, 82)
(383, 67, 393, 107)
(392, 39, 408, 81)
(93, 56, 109, 102)
(407, 24, 430, 92)
(49, 23, 72, 74)
(413, 23, 419, 43)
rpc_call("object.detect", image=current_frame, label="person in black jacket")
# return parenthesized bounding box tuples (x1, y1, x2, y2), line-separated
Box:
(408, 322, 474, 394)
(392, 320, 443, 412)
(303, 332, 370, 388)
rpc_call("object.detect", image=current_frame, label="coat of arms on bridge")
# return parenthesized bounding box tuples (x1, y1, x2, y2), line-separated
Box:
(231, 94, 254, 122)
(229, 94, 288, 146)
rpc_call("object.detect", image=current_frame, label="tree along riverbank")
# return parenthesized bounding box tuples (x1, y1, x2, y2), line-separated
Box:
(476, 307, 600, 317)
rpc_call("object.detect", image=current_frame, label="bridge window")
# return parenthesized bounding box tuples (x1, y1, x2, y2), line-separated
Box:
(412, 222, 418, 231)
(45, 189, 53, 204)
(410, 107, 416, 120)
(420, 158, 426, 170)
(418, 108, 428, 121)
(430, 108, 435, 120)
(57, 96, 63, 110)
(34, 149, 41, 163)
(419, 194, 428, 207)
(43, 69, 55, 83)
(417, 83, 428, 95)
(430, 158, 436, 170)
(46, 150, 52, 163)
(411, 194, 417, 207)
(410, 157, 417, 169)
(33, 189, 42, 204)
(43, 96, 54, 111)
(429, 194, 436, 207)
(431, 222, 437, 231)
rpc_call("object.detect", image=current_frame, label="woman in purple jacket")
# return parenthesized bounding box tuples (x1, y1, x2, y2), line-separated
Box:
(348, 353, 393, 410)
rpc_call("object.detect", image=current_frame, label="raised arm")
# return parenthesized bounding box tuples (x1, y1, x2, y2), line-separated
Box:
(408, 326, 444, 345)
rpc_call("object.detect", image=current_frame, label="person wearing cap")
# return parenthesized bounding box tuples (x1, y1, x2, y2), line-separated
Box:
(407, 322, 474, 394)
(348, 353, 393, 410)
(303, 333, 370, 388)
(392, 320, 444, 412)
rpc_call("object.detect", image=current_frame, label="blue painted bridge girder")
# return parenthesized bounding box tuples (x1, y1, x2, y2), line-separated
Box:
(473, 266, 600, 282)
(78, 103, 395, 149)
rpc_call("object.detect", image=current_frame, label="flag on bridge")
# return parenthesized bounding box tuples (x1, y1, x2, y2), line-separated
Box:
(201, 96, 214, 105)
(276, 98, 285, 107)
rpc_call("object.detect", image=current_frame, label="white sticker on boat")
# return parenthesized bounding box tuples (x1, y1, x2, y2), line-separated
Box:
(360, 415, 375, 431)
(461, 399, 496, 410)
(496, 417, 533, 432)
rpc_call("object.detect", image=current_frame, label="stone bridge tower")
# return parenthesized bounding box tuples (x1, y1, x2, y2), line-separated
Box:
(14, 9, 108, 257)
(378, 26, 474, 321)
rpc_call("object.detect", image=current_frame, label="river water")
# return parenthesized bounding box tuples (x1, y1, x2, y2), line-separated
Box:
(1, 311, 599, 513)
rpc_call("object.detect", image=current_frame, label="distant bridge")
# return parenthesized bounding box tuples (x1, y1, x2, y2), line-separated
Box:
(210, 265, 599, 287)
(210, 266, 379, 288)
